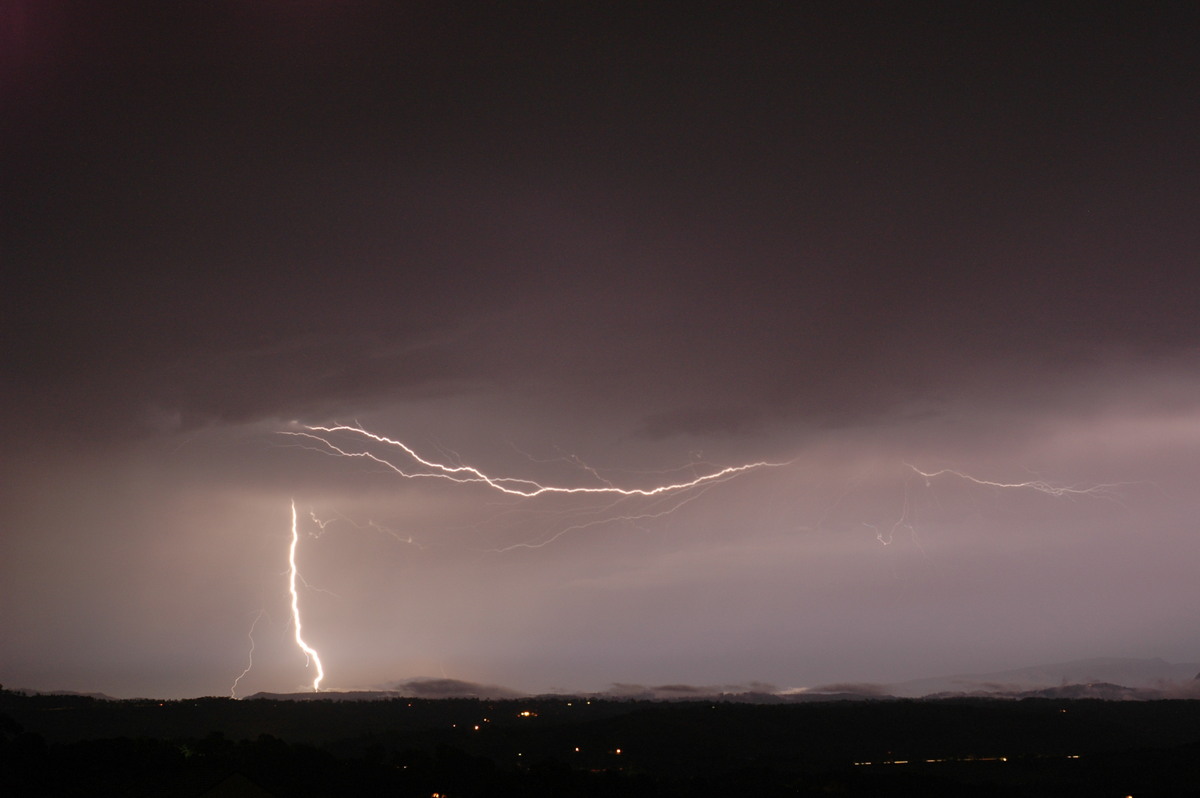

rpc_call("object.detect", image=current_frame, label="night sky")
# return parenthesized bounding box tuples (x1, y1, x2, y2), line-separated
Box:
(3, 2, 1199, 699)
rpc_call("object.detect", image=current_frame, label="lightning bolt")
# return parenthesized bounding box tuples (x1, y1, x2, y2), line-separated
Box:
(280, 423, 789, 498)
(230, 609, 266, 699)
(869, 476, 921, 550)
(271, 423, 788, 690)
(272, 423, 1134, 692)
(288, 500, 325, 692)
(905, 465, 1127, 499)
(308, 508, 426, 549)
(487, 483, 718, 552)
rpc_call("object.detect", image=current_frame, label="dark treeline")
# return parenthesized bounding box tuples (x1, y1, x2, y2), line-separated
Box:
(3, 689, 1200, 796)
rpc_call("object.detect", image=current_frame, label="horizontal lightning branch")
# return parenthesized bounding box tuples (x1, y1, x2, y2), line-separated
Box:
(906, 465, 1127, 498)
(281, 423, 790, 498)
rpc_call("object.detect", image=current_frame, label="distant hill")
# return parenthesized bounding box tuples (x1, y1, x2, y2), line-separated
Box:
(8, 688, 118, 701)
(889, 657, 1200, 698)
(248, 677, 526, 702)
(245, 690, 407, 702)
(13, 657, 1199, 705)
(245, 659, 1200, 704)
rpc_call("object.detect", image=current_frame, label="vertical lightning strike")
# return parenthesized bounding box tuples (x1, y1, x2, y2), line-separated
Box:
(288, 500, 325, 692)
(230, 609, 266, 699)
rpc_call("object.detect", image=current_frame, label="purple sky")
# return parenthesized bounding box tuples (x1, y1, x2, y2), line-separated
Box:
(3, 2, 1199, 699)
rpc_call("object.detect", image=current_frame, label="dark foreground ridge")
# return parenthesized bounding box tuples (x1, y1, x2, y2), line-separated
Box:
(3, 687, 1200, 796)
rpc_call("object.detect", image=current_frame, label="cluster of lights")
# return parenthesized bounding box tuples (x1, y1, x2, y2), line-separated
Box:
(854, 753, 1084, 766)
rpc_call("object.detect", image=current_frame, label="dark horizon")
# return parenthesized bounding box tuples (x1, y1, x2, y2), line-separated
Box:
(10, 652, 1200, 705)
(7, 687, 1200, 796)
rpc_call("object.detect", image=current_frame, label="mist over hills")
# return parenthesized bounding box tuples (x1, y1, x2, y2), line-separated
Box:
(887, 657, 1200, 699)
(232, 657, 1200, 704)
(13, 657, 1198, 703)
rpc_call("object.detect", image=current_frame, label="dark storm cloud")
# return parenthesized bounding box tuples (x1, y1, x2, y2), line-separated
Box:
(3, 3, 526, 439)
(635, 406, 763, 440)
(5, 1, 1198, 449)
